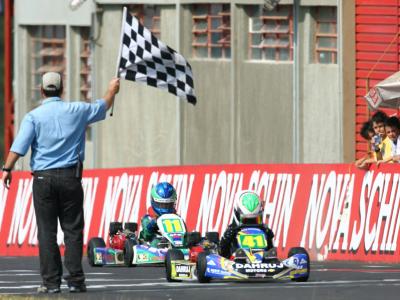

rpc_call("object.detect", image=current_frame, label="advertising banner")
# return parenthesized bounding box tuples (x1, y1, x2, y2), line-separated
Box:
(0, 164, 399, 262)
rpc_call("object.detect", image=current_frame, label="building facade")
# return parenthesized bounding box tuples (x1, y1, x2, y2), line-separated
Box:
(355, 0, 400, 159)
(11, 0, 355, 170)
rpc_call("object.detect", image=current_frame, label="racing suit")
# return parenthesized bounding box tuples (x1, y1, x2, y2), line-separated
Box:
(219, 223, 274, 258)
(139, 207, 177, 248)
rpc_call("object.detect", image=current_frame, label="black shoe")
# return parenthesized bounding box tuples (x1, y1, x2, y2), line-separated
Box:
(37, 285, 61, 294)
(69, 284, 87, 293)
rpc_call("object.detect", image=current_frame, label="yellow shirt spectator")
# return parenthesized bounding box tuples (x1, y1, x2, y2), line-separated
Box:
(381, 136, 393, 161)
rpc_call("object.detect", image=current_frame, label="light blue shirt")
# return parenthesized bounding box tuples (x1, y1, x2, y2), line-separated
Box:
(11, 97, 107, 171)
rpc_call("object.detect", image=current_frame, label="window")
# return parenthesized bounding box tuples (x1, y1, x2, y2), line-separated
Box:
(192, 4, 231, 59)
(128, 5, 161, 38)
(248, 5, 293, 61)
(77, 27, 93, 141)
(80, 27, 91, 102)
(30, 26, 66, 104)
(314, 7, 337, 64)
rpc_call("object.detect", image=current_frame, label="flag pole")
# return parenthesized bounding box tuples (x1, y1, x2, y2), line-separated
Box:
(111, 6, 127, 116)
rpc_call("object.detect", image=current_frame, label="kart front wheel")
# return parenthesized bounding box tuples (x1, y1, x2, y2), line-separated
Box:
(87, 237, 106, 267)
(165, 249, 184, 282)
(124, 239, 137, 267)
(288, 247, 310, 282)
(196, 252, 211, 283)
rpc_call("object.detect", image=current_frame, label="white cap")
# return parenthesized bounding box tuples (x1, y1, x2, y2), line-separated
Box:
(42, 72, 62, 91)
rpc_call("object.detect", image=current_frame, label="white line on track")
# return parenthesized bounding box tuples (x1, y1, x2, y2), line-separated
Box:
(363, 265, 393, 268)
(111, 283, 400, 294)
(81, 282, 230, 289)
(0, 278, 164, 284)
(0, 274, 39, 276)
(85, 278, 166, 282)
(1, 280, 400, 295)
(0, 270, 35, 273)
(0, 285, 40, 289)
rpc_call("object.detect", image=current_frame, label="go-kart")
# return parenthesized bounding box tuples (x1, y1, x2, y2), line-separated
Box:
(165, 226, 310, 283)
(87, 213, 218, 267)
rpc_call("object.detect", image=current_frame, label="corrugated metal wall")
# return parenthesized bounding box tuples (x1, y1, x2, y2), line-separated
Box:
(355, 0, 400, 159)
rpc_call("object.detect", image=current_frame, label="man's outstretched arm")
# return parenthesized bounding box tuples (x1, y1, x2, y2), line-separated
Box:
(103, 78, 120, 110)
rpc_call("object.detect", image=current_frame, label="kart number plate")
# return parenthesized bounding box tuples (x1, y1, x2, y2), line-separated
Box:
(237, 233, 267, 249)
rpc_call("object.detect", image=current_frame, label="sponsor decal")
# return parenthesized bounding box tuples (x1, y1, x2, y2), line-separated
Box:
(175, 264, 191, 277)
(137, 253, 149, 262)
(244, 268, 273, 274)
(176, 265, 190, 273)
(206, 267, 232, 276)
(95, 253, 102, 262)
(208, 259, 216, 266)
(235, 263, 284, 269)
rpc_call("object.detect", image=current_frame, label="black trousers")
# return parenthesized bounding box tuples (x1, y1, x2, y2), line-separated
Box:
(32, 168, 85, 288)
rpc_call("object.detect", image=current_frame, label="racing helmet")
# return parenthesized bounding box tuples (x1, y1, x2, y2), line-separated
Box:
(232, 190, 263, 226)
(150, 182, 177, 216)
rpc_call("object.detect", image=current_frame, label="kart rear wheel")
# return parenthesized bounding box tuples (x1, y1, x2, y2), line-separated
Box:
(165, 249, 184, 282)
(205, 232, 220, 244)
(187, 231, 202, 247)
(109, 222, 123, 235)
(196, 252, 211, 283)
(124, 222, 138, 233)
(124, 239, 137, 267)
(87, 237, 106, 267)
(288, 247, 310, 282)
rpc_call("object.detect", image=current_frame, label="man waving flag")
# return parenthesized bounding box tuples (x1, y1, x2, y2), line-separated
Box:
(116, 7, 197, 105)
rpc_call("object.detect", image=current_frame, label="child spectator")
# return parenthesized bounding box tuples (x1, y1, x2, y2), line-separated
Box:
(371, 110, 389, 160)
(377, 116, 400, 164)
(360, 120, 375, 141)
(356, 111, 388, 169)
(355, 120, 374, 169)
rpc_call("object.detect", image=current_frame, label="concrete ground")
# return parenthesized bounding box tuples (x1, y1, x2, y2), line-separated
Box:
(0, 257, 400, 300)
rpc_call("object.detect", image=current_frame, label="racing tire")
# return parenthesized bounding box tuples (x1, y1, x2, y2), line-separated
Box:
(205, 232, 220, 244)
(288, 247, 310, 282)
(165, 249, 184, 282)
(124, 239, 137, 267)
(87, 237, 106, 267)
(109, 222, 123, 235)
(196, 252, 211, 283)
(124, 222, 138, 233)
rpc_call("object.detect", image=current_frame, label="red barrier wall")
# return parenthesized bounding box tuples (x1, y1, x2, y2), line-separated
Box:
(0, 164, 399, 262)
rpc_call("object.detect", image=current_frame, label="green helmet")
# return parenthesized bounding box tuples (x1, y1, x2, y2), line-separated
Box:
(233, 190, 263, 226)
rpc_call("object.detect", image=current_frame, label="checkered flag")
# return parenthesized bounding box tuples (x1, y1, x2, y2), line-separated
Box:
(116, 7, 197, 104)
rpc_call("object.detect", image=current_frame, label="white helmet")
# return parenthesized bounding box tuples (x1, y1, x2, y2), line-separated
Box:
(232, 190, 263, 226)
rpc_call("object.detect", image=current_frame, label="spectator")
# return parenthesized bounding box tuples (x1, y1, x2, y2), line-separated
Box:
(360, 120, 375, 141)
(370, 110, 389, 161)
(377, 116, 400, 165)
(357, 111, 388, 169)
(355, 120, 374, 169)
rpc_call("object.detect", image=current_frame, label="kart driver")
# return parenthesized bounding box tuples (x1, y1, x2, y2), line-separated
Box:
(139, 182, 178, 247)
(219, 190, 274, 258)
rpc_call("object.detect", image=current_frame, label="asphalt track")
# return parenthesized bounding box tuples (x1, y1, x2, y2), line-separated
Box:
(0, 257, 400, 300)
